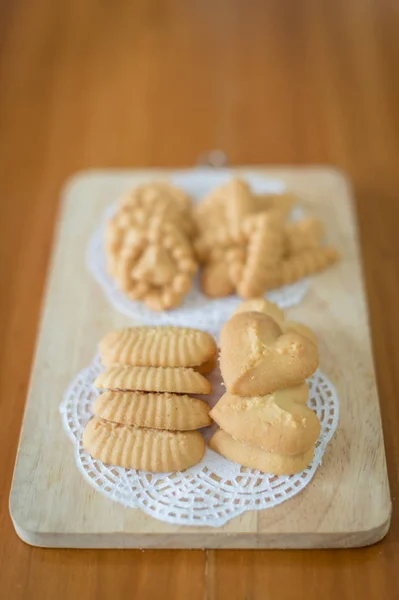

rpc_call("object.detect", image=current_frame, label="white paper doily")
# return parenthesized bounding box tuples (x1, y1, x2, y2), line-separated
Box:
(60, 355, 339, 527)
(86, 171, 309, 336)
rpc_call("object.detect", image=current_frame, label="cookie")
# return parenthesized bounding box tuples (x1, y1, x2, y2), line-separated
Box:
(234, 299, 317, 346)
(234, 299, 284, 322)
(195, 178, 256, 239)
(225, 246, 247, 287)
(210, 384, 320, 455)
(83, 417, 205, 472)
(194, 233, 238, 266)
(236, 211, 285, 298)
(93, 391, 212, 430)
(194, 187, 226, 225)
(118, 181, 194, 235)
(94, 365, 212, 395)
(277, 246, 339, 287)
(99, 326, 217, 369)
(200, 260, 235, 298)
(221, 178, 257, 242)
(193, 210, 229, 253)
(193, 179, 257, 274)
(283, 321, 317, 347)
(255, 192, 295, 219)
(219, 312, 319, 396)
(209, 428, 314, 475)
(285, 218, 323, 256)
(107, 216, 198, 311)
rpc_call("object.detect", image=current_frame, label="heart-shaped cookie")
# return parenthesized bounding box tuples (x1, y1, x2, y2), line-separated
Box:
(210, 383, 320, 455)
(219, 312, 319, 396)
(209, 428, 314, 475)
(233, 298, 317, 346)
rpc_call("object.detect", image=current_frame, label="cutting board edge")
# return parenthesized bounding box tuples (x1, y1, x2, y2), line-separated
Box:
(10, 509, 391, 549)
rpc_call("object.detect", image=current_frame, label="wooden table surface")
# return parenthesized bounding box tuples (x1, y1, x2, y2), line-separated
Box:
(0, 1, 398, 598)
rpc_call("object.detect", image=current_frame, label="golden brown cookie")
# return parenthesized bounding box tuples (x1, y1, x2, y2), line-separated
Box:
(83, 417, 205, 472)
(118, 181, 194, 235)
(225, 246, 247, 287)
(210, 385, 320, 455)
(285, 217, 323, 256)
(220, 178, 257, 242)
(209, 428, 314, 475)
(234, 299, 284, 322)
(194, 227, 239, 264)
(200, 260, 235, 298)
(219, 312, 319, 396)
(194, 187, 226, 227)
(236, 211, 285, 298)
(195, 178, 256, 240)
(254, 192, 295, 219)
(234, 299, 317, 346)
(93, 391, 212, 430)
(106, 215, 198, 310)
(276, 246, 339, 287)
(193, 216, 229, 259)
(193, 179, 257, 274)
(283, 321, 317, 346)
(99, 326, 217, 369)
(94, 365, 212, 395)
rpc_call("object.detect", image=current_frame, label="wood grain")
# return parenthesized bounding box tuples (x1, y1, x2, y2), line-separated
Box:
(1, 0, 399, 598)
(9, 168, 390, 549)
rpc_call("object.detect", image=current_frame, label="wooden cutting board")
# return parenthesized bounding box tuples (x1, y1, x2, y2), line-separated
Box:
(9, 167, 391, 549)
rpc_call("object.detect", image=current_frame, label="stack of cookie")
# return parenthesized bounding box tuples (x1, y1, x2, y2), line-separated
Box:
(82, 326, 216, 472)
(105, 182, 198, 310)
(194, 178, 339, 298)
(209, 300, 321, 475)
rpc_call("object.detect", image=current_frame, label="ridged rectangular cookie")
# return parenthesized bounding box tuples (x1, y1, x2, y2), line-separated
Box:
(94, 365, 212, 395)
(83, 417, 205, 472)
(99, 326, 217, 369)
(93, 391, 212, 430)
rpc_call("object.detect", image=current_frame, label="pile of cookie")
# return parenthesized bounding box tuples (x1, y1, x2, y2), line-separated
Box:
(105, 182, 198, 311)
(209, 299, 321, 474)
(104, 178, 339, 310)
(82, 309, 323, 475)
(195, 179, 339, 298)
(82, 326, 216, 472)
